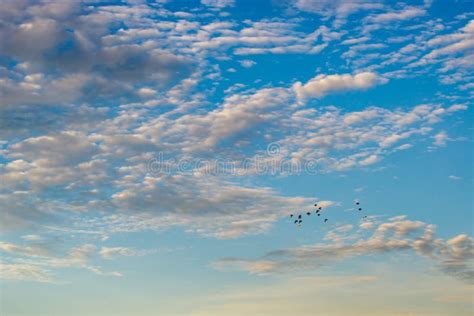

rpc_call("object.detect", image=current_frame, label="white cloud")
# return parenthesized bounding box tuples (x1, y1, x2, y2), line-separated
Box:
(138, 87, 157, 97)
(0, 263, 52, 283)
(447, 104, 468, 112)
(99, 246, 153, 259)
(433, 131, 448, 147)
(9, 131, 98, 167)
(239, 59, 256, 68)
(293, 72, 388, 99)
(291, 0, 384, 27)
(0, 241, 50, 257)
(0, 69, 464, 242)
(409, 19, 474, 76)
(267, 103, 458, 172)
(140, 87, 293, 151)
(0, 1, 194, 112)
(0, 242, 124, 282)
(92, 175, 315, 239)
(213, 216, 474, 283)
(359, 154, 380, 166)
(367, 7, 426, 24)
(21, 234, 43, 241)
(201, 0, 235, 8)
(425, 37, 474, 59)
(0, 1, 470, 277)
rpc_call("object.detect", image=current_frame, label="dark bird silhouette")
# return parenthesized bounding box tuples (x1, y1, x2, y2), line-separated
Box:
(288, 199, 369, 229)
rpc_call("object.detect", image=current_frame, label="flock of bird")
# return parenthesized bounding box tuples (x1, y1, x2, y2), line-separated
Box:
(290, 201, 364, 228)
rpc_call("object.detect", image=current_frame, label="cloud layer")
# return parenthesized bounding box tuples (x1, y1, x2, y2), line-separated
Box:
(213, 216, 474, 283)
(0, 0, 472, 291)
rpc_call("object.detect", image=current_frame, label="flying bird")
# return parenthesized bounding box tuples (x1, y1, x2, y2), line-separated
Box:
(288, 198, 371, 229)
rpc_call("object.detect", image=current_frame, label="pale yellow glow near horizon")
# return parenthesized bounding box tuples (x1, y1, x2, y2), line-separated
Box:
(189, 266, 473, 316)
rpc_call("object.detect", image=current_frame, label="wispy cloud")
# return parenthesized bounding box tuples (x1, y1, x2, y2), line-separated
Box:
(213, 216, 474, 283)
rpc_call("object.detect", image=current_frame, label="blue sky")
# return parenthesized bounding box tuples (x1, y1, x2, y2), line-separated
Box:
(0, 0, 473, 315)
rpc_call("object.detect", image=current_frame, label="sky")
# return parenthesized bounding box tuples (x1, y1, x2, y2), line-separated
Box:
(0, 0, 473, 315)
